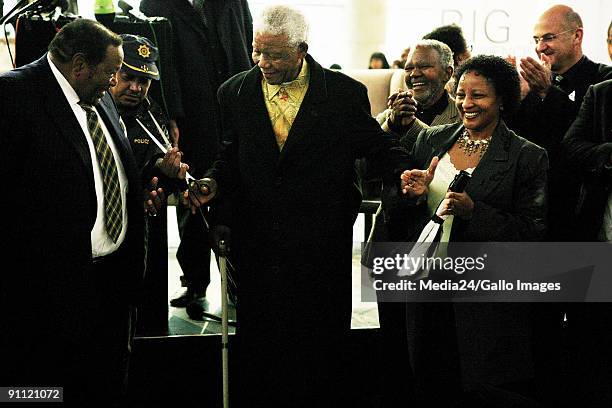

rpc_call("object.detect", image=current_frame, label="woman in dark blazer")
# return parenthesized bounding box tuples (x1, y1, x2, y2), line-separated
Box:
(390, 56, 549, 407)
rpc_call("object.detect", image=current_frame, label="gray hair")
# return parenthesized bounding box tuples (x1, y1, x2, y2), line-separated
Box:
(253, 5, 309, 47)
(410, 39, 454, 71)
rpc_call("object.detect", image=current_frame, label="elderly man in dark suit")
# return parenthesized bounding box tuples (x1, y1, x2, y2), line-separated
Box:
(140, 0, 253, 310)
(189, 5, 410, 407)
(0, 19, 155, 404)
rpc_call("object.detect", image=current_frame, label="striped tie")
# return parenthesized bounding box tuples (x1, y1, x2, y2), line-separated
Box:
(79, 102, 122, 242)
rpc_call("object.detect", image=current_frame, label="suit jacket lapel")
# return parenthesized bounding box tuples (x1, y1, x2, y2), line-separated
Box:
(39, 57, 93, 176)
(278, 55, 327, 166)
(465, 121, 511, 201)
(431, 94, 459, 126)
(432, 124, 463, 159)
(173, 0, 209, 42)
(236, 65, 281, 162)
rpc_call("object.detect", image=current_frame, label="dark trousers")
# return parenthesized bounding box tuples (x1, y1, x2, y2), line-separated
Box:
(1, 255, 136, 406)
(137, 209, 169, 334)
(563, 304, 612, 408)
(176, 205, 211, 292)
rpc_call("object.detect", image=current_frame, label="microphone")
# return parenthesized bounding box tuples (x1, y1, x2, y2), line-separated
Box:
(1, 0, 67, 26)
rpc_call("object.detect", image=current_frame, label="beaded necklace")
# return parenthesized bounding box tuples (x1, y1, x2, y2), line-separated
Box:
(456, 129, 492, 157)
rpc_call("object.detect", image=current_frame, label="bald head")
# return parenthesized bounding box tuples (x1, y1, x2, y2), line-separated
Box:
(534, 4, 583, 74)
(539, 5, 583, 31)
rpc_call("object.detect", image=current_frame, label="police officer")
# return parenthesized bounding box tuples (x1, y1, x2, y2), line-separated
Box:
(110, 34, 189, 333)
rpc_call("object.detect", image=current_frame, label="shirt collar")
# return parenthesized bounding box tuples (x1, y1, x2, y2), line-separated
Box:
(416, 91, 449, 125)
(47, 53, 81, 108)
(553, 55, 586, 86)
(265, 58, 309, 101)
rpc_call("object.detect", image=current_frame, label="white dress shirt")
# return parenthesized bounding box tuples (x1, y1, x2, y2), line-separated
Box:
(47, 54, 129, 256)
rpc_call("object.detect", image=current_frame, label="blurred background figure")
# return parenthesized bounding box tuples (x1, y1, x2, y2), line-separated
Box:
(391, 47, 411, 69)
(423, 24, 471, 96)
(330, 63, 342, 69)
(423, 24, 472, 68)
(400, 47, 410, 66)
(369, 51, 389, 69)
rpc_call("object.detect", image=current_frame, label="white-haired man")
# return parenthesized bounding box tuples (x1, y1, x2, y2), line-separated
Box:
(189, 4, 410, 407)
(378, 39, 459, 149)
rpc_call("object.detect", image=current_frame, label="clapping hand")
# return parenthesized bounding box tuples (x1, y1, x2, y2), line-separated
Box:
(519, 54, 552, 99)
(388, 89, 418, 129)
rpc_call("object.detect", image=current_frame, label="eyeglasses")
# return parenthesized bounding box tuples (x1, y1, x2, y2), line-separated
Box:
(533, 29, 575, 45)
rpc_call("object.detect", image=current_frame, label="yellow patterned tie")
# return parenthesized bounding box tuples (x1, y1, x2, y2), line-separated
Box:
(79, 102, 122, 242)
(273, 86, 291, 148)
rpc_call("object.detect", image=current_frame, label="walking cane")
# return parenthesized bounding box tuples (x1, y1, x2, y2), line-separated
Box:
(139, 116, 235, 406)
(218, 239, 230, 408)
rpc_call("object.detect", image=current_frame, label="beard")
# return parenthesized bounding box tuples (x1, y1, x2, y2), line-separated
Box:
(412, 79, 446, 108)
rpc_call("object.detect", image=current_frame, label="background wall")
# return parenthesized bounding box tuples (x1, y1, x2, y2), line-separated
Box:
(2, 0, 611, 71)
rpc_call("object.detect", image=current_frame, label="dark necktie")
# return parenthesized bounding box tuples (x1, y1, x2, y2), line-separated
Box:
(79, 102, 122, 243)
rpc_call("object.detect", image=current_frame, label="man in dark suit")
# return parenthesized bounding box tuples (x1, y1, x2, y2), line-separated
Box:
(189, 5, 410, 407)
(140, 0, 253, 310)
(504, 7, 612, 405)
(0, 19, 153, 404)
(563, 80, 612, 241)
(560, 79, 612, 406)
(507, 4, 612, 241)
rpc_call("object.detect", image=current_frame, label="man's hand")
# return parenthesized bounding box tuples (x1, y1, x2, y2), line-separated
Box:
(183, 177, 218, 214)
(156, 147, 189, 179)
(386, 89, 402, 108)
(388, 90, 417, 129)
(168, 119, 180, 148)
(438, 191, 474, 219)
(144, 176, 166, 216)
(520, 55, 552, 99)
(506, 55, 531, 100)
(400, 156, 438, 198)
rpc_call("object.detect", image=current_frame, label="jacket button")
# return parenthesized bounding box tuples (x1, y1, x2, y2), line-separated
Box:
(272, 221, 280, 231)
